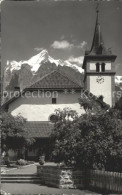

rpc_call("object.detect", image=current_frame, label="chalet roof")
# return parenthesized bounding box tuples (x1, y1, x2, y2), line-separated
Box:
(25, 121, 54, 138)
(28, 70, 81, 89)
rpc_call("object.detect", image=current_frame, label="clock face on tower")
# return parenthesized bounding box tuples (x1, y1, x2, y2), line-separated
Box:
(96, 76, 105, 84)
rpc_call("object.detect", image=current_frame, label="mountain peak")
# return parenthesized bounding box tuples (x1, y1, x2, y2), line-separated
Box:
(38, 49, 49, 59)
(6, 50, 84, 73)
(40, 49, 48, 54)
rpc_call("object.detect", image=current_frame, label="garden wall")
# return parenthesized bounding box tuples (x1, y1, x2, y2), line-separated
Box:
(37, 165, 122, 193)
(37, 165, 84, 189)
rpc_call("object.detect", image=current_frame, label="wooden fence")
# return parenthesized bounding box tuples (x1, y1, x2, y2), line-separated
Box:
(86, 170, 122, 193)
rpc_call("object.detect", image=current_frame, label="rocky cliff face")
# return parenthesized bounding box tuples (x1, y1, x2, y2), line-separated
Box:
(4, 50, 84, 92)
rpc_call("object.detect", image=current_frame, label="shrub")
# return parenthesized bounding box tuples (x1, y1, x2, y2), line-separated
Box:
(51, 108, 122, 172)
(1, 112, 35, 159)
(16, 159, 27, 166)
(39, 156, 45, 165)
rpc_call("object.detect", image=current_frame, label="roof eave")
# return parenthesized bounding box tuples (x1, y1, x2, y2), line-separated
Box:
(25, 87, 82, 91)
(82, 54, 117, 69)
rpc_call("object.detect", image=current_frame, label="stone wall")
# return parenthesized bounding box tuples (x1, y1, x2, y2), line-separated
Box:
(37, 165, 84, 189)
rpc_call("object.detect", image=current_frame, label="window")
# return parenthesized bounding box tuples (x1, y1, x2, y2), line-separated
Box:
(52, 98, 56, 104)
(101, 63, 105, 72)
(49, 114, 58, 123)
(96, 63, 100, 72)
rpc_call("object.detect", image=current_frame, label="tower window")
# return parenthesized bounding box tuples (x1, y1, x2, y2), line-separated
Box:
(96, 63, 100, 72)
(52, 98, 56, 104)
(101, 63, 105, 72)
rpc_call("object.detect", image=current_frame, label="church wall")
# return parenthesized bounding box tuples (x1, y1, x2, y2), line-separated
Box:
(86, 61, 115, 73)
(89, 75, 112, 106)
(83, 58, 116, 107)
(8, 91, 85, 121)
(112, 75, 115, 106)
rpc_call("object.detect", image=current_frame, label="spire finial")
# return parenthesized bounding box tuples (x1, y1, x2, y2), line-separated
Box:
(96, 2, 99, 24)
(96, 2, 99, 13)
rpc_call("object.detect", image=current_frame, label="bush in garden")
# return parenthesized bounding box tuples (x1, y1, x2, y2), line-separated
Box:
(1, 112, 35, 160)
(16, 159, 27, 166)
(51, 106, 122, 172)
(39, 155, 45, 165)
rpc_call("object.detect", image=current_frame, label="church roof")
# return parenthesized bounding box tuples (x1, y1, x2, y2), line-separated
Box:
(25, 121, 54, 138)
(2, 70, 82, 108)
(28, 70, 82, 89)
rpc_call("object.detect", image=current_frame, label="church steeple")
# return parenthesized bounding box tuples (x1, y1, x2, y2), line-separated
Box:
(90, 9, 105, 55)
(82, 5, 117, 107)
(85, 7, 111, 56)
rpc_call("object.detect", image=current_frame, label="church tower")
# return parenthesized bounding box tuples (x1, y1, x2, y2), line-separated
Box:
(82, 8, 117, 107)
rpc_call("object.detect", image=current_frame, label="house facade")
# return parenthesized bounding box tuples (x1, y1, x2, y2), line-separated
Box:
(8, 71, 84, 121)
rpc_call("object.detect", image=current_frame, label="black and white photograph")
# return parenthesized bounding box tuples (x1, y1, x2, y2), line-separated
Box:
(1, 0, 122, 194)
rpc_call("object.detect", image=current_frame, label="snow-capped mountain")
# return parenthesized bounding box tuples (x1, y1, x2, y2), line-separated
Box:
(6, 50, 84, 74)
(5, 49, 121, 95)
(4, 50, 84, 92)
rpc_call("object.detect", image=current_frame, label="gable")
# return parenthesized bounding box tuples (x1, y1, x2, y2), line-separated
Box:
(2, 70, 109, 111)
(29, 70, 82, 89)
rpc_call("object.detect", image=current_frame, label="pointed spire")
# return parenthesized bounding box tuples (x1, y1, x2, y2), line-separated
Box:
(86, 4, 111, 55)
(96, 3, 99, 25)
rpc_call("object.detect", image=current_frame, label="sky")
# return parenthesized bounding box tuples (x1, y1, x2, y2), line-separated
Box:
(1, 0, 122, 75)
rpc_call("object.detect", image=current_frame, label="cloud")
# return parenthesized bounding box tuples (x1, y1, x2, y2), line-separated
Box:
(51, 40, 74, 50)
(67, 56, 84, 65)
(0, 0, 4, 4)
(51, 39, 87, 50)
(65, 56, 84, 73)
(77, 41, 87, 49)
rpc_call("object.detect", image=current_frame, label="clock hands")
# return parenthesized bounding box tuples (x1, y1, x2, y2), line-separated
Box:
(96, 76, 104, 84)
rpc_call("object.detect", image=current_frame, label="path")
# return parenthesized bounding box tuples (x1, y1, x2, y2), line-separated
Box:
(1, 183, 99, 194)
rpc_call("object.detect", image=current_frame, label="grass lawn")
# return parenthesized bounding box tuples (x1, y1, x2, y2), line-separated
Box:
(2, 163, 38, 174)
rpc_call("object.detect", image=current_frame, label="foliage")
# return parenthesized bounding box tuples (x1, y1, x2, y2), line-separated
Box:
(16, 159, 27, 166)
(51, 106, 122, 172)
(4, 151, 10, 167)
(79, 92, 109, 113)
(39, 155, 45, 165)
(51, 108, 78, 164)
(115, 96, 122, 118)
(1, 112, 35, 158)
